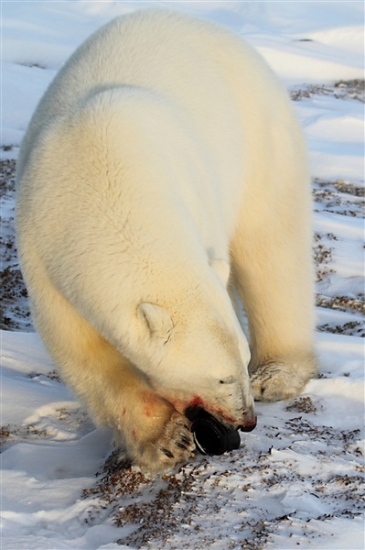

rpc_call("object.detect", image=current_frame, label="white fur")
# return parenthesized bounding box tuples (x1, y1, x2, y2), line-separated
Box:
(16, 10, 316, 472)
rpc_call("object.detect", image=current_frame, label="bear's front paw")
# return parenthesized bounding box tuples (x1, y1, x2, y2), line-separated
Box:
(250, 362, 307, 402)
(131, 412, 195, 474)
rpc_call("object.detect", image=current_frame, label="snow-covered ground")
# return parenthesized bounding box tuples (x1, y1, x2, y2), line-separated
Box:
(1, 2, 364, 549)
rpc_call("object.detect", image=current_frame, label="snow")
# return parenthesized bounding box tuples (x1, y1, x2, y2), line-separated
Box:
(1, 2, 364, 549)
(298, 95, 365, 180)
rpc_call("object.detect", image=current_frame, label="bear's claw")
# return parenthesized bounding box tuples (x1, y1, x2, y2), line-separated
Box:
(131, 411, 195, 474)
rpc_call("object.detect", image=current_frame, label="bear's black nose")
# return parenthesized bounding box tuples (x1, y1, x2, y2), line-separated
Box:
(239, 415, 257, 432)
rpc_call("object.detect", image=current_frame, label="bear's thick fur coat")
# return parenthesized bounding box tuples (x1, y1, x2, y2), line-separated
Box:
(16, 10, 316, 472)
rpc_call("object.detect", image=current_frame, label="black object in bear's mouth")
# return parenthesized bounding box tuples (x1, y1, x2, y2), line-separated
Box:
(185, 407, 241, 455)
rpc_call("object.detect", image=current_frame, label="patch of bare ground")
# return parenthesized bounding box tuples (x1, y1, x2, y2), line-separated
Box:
(0, 423, 49, 452)
(317, 320, 364, 337)
(313, 229, 365, 333)
(312, 179, 364, 218)
(290, 79, 365, 103)
(80, 415, 364, 550)
(313, 232, 335, 283)
(315, 294, 365, 316)
(0, 402, 92, 452)
(81, 453, 275, 549)
(285, 396, 317, 414)
(0, 266, 31, 329)
(27, 369, 62, 382)
(1, 159, 32, 330)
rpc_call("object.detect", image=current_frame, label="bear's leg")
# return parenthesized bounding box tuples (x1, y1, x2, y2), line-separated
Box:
(231, 221, 317, 402)
(32, 284, 194, 473)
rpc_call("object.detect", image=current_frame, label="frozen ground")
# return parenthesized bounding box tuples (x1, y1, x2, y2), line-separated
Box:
(1, 2, 364, 549)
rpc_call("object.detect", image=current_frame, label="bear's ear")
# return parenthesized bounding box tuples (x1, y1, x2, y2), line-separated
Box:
(138, 303, 174, 339)
(210, 258, 230, 287)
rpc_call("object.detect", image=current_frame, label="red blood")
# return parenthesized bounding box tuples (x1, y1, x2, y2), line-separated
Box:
(141, 391, 160, 417)
(190, 396, 204, 408)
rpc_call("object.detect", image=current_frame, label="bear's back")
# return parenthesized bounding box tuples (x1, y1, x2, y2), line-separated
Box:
(28, 10, 257, 121)
(17, 10, 281, 183)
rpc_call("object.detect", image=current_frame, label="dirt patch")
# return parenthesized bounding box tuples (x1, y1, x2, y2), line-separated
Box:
(313, 232, 335, 283)
(0, 402, 93, 453)
(79, 417, 364, 549)
(0, 423, 49, 452)
(1, 159, 32, 330)
(312, 179, 364, 218)
(315, 294, 365, 315)
(317, 320, 364, 337)
(285, 397, 317, 414)
(290, 79, 365, 103)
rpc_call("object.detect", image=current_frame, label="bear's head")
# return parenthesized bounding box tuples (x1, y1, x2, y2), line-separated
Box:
(126, 292, 255, 432)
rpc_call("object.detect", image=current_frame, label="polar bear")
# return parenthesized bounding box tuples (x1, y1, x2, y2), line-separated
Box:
(16, 10, 316, 472)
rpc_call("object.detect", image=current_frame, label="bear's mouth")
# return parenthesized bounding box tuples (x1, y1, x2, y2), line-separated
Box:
(183, 396, 239, 426)
(185, 404, 257, 432)
(185, 405, 257, 455)
(184, 399, 257, 432)
(165, 393, 257, 432)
